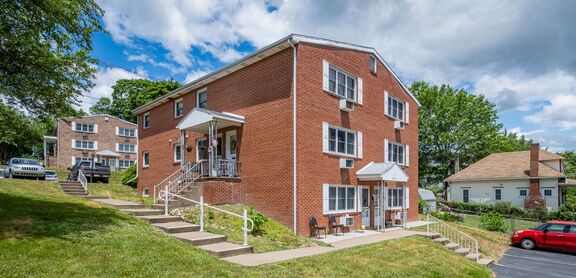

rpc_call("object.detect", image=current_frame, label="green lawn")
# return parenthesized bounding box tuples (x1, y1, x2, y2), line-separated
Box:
(458, 213, 541, 234)
(0, 179, 492, 277)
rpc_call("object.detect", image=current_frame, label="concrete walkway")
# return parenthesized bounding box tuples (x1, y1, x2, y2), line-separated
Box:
(224, 229, 425, 266)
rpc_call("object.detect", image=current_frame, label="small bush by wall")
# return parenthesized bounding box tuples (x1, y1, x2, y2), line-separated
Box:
(479, 212, 508, 232)
(121, 164, 137, 188)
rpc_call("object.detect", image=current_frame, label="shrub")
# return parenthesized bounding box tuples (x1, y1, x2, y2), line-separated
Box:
(549, 211, 576, 221)
(557, 203, 576, 213)
(524, 207, 549, 222)
(121, 164, 137, 188)
(430, 211, 463, 222)
(479, 212, 507, 232)
(249, 211, 268, 236)
(418, 199, 430, 214)
(441, 200, 524, 216)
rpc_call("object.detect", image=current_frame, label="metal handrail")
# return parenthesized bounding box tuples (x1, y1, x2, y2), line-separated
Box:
(77, 170, 88, 193)
(165, 192, 254, 246)
(427, 214, 479, 261)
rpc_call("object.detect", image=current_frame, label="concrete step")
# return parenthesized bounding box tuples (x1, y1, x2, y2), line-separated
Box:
(110, 204, 145, 209)
(138, 215, 182, 224)
(84, 196, 109, 199)
(432, 237, 450, 245)
(172, 231, 227, 246)
(476, 258, 493, 266)
(424, 233, 441, 239)
(454, 247, 470, 256)
(198, 242, 253, 258)
(61, 184, 84, 188)
(122, 209, 163, 216)
(59, 182, 81, 186)
(153, 221, 200, 233)
(66, 192, 89, 196)
(62, 188, 87, 193)
(445, 242, 460, 251)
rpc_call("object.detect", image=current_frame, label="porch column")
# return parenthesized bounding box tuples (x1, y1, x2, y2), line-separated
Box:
(180, 129, 187, 167)
(383, 182, 387, 232)
(43, 138, 47, 166)
(402, 182, 407, 228)
(369, 185, 375, 228)
(380, 181, 385, 231)
(208, 121, 218, 177)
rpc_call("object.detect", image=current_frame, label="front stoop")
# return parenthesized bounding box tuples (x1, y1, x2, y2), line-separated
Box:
(58, 181, 88, 196)
(93, 198, 253, 259)
(424, 233, 493, 266)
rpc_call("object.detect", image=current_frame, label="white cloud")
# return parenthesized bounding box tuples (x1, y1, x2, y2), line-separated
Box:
(80, 67, 147, 112)
(525, 94, 576, 131)
(184, 70, 211, 84)
(505, 127, 576, 152)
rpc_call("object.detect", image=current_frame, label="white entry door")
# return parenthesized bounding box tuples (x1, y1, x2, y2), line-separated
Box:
(373, 188, 381, 228)
(361, 187, 370, 227)
(225, 130, 237, 161)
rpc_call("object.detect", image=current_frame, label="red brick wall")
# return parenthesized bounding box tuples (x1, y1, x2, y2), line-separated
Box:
(56, 116, 137, 168)
(294, 43, 419, 235)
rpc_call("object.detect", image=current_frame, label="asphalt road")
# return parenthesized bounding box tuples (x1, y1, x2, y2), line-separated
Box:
(491, 246, 576, 278)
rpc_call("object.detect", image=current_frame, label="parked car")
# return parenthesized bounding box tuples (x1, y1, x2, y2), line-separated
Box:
(3, 158, 45, 180)
(68, 161, 110, 183)
(45, 170, 58, 181)
(511, 221, 576, 251)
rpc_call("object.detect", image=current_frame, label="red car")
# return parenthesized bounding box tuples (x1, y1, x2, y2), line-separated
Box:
(511, 221, 576, 251)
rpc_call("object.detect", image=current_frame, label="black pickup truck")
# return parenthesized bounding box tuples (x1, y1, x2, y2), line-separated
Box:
(68, 161, 111, 183)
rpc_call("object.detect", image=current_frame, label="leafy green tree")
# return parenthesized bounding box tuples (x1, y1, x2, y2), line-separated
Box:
(0, 103, 46, 161)
(0, 0, 104, 119)
(90, 79, 180, 122)
(557, 151, 576, 203)
(413, 81, 530, 187)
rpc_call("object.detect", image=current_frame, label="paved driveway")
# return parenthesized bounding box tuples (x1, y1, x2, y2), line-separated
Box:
(491, 246, 576, 278)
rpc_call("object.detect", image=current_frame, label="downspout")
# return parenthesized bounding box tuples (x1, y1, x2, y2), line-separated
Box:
(288, 39, 297, 234)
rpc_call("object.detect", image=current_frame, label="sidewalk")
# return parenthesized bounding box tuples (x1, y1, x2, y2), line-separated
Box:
(223, 229, 425, 266)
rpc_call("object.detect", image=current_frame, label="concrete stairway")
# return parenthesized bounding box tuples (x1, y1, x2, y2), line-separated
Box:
(59, 181, 88, 196)
(425, 233, 493, 266)
(95, 198, 253, 258)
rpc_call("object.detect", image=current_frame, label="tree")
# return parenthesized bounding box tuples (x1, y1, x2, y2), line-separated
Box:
(558, 151, 576, 203)
(413, 81, 530, 187)
(0, 103, 47, 161)
(0, 0, 104, 119)
(90, 79, 180, 122)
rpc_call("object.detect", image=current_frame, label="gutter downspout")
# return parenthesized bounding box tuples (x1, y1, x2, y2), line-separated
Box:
(288, 39, 297, 234)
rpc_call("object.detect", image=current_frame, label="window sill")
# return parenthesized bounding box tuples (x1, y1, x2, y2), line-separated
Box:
(73, 131, 97, 134)
(72, 148, 96, 151)
(385, 114, 405, 123)
(174, 115, 183, 119)
(323, 89, 357, 104)
(323, 210, 358, 215)
(173, 161, 182, 165)
(324, 151, 357, 160)
(142, 165, 149, 169)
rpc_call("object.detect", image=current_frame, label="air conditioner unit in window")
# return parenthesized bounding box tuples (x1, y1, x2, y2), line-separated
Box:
(340, 215, 354, 226)
(394, 120, 405, 130)
(339, 98, 354, 112)
(340, 158, 354, 169)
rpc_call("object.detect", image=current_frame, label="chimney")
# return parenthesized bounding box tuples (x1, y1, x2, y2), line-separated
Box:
(525, 143, 545, 209)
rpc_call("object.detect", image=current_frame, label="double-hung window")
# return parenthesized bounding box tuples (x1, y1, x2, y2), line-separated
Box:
(388, 188, 404, 209)
(118, 160, 135, 168)
(387, 96, 404, 121)
(118, 127, 136, 137)
(370, 55, 377, 73)
(75, 140, 95, 150)
(75, 123, 95, 133)
(143, 113, 150, 129)
(197, 90, 208, 109)
(142, 152, 150, 167)
(328, 66, 356, 101)
(174, 144, 182, 163)
(542, 188, 553, 197)
(463, 189, 470, 203)
(519, 188, 528, 197)
(326, 185, 356, 213)
(118, 144, 135, 153)
(387, 142, 405, 165)
(174, 98, 184, 117)
(328, 126, 356, 156)
(494, 188, 502, 201)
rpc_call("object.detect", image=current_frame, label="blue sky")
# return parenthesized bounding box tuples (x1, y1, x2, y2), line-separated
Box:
(85, 0, 576, 152)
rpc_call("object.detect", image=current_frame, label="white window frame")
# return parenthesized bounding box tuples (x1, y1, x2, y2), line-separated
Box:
(74, 140, 95, 150)
(74, 123, 96, 133)
(142, 151, 150, 168)
(387, 141, 405, 165)
(519, 188, 528, 197)
(117, 127, 136, 137)
(174, 98, 184, 118)
(324, 184, 357, 214)
(370, 55, 377, 73)
(118, 143, 136, 153)
(463, 188, 470, 203)
(542, 187, 554, 197)
(387, 188, 404, 209)
(326, 125, 357, 157)
(327, 65, 356, 101)
(494, 188, 503, 201)
(386, 95, 405, 121)
(173, 144, 182, 163)
(196, 89, 208, 109)
(143, 113, 150, 129)
(118, 160, 135, 168)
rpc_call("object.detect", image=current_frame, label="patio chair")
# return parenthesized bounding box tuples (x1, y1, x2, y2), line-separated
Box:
(309, 216, 327, 238)
(328, 215, 345, 236)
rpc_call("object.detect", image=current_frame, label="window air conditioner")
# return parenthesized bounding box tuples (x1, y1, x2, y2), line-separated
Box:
(394, 120, 405, 130)
(340, 158, 354, 169)
(340, 216, 354, 226)
(339, 98, 354, 112)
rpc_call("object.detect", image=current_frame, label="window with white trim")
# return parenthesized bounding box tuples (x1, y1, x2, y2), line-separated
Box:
(327, 185, 356, 212)
(118, 144, 136, 153)
(463, 188, 470, 203)
(386, 96, 404, 121)
(118, 160, 135, 168)
(75, 157, 92, 164)
(197, 90, 207, 109)
(174, 98, 184, 117)
(75, 123, 95, 133)
(75, 140, 95, 150)
(370, 55, 377, 73)
(328, 126, 356, 156)
(494, 188, 502, 201)
(143, 113, 150, 129)
(174, 144, 182, 163)
(142, 152, 149, 167)
(118, 127, 136, 137)
(387, 188, 404, 209)
(519, 188, 528, 197)
(543, 188, 553, 197)
(328, 66, 356, 101)
(387, 142, 405, 165)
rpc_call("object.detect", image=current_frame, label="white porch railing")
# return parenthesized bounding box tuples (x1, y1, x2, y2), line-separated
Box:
(427, 214, 479, 261)
(153, 161, 203, 204)
(77, 170, 88, 194)
(164, 192, 254, 246)
(199, 159, 241, 177)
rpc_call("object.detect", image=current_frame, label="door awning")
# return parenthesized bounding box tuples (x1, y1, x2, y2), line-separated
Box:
(356, 162, 409, 182)
(176, 108, 244, 133)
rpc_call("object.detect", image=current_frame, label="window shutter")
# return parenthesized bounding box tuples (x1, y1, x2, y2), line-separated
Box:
(323, 184, 330, 214)
(115, 127, 119, 136)
(384, 139, 389, 162)
(357, 77, 363, 105)
(406, 187, 410, 209)
(384, 91, 389, 115)
(357, 131, 363, 159)
(405, 144, 410, 166)
(115, 143, 119, 152)
(322, 122, 329, 153)
(93, 141, 98, 150)
(71, 122, 76, 131)
(405, 101, 410, 124)
(135, 144, 138, 153)
(134, 129, 138, 137)
(71, 157, 75, 166)
(94, 124, 98, 133)
(357, 186, 362, 212)
(71, 139, 76, 148)
(322, 60, 329, 91)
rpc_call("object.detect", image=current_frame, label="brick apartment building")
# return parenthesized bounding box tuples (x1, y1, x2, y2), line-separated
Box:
(43, 115, 138, 171)
(135, 34, 420, 235)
